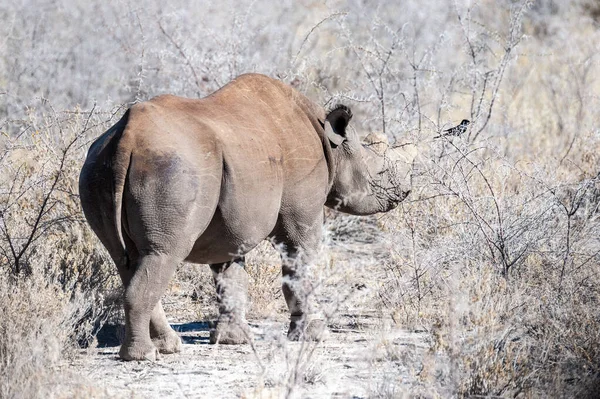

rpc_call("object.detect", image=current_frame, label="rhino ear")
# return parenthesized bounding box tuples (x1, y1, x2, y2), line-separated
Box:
(325, 120, 345, 146)
(325, 104, 352, 147)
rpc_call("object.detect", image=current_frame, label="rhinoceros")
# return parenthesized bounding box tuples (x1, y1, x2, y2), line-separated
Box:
(79, 73, 411, 361)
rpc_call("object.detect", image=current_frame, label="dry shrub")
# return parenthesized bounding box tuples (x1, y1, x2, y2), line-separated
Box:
(376, 96, 600, 397)
(169, 262, 218, 322)
(363, 2, 600, 393)
(414, 260, 600, 398)
(168, 241, 285, 323)
(0, 109, 119, 289)
(0, 110, 119, 397)
(246, 241, 286, 320)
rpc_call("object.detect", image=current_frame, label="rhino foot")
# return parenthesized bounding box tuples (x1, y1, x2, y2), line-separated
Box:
(287, 318, 327, 341)
(209, 318, 250, 344)
(152, 329, 182, 354)
(119, 340, 159, 361)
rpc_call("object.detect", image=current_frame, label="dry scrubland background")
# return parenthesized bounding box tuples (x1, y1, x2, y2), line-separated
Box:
(1, 0, 600, 397)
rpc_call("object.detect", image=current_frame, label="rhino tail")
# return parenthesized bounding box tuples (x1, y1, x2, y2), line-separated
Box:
(111, 110, 132, 264)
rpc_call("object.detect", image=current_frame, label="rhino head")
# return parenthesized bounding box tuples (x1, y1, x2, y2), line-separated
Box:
(323, 105, 413, 215)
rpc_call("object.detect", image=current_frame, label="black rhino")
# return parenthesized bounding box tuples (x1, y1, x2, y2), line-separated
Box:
(79, 74, 411, 361)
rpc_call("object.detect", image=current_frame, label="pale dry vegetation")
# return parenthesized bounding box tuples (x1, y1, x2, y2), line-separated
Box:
(1, 0, 600, 397)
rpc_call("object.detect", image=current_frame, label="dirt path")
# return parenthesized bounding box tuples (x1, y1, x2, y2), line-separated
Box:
(62, 315, 430, 398)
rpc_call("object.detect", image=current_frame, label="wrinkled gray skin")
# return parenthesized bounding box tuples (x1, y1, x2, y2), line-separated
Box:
(79, 74, 410, 361)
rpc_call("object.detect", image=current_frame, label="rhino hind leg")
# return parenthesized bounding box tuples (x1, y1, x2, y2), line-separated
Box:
(120, 253, 181, 361)
(209, 259, 251, 344)
(110, 252, 182, 357)
(150, 301, 182, 354)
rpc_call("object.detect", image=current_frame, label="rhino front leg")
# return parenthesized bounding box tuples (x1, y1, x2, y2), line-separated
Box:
(209, 258, 251, 344)
(274, 210, 327, 341)
(280, 247, 327, 341)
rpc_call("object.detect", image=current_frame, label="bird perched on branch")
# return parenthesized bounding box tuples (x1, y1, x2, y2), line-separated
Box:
(434, 119, 470, 139)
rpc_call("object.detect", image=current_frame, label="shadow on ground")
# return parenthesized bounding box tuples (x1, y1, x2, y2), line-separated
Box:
(95, 321, 213, 347)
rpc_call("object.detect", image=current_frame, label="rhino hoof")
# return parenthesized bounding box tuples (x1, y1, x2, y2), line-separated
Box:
(152, 330, 182, 354)
(119, 342, 159, 361)
(209, 318, 250, 344)
(287, 319, 327, 341)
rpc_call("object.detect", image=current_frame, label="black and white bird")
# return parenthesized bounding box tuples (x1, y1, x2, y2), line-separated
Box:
(434, 119, 470, 139)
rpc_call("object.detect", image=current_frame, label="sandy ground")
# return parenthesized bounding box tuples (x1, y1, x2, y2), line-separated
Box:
(58, 216, 436, 398)
(62, 317, 430, 398)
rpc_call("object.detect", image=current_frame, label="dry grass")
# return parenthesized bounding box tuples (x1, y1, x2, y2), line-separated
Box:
(0, 275, 105, 398)
(0, 111, 120, 398)
(246, 242, 288, 320)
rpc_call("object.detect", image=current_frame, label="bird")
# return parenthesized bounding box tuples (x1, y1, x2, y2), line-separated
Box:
(434, 119, 470, 139)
